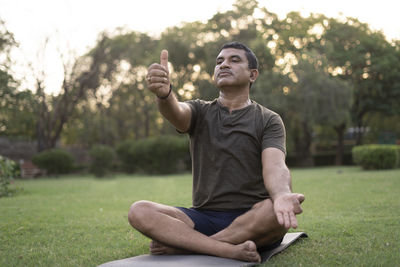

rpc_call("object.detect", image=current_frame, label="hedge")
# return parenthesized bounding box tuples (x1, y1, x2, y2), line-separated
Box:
(116, 140, 139, 173)
(352, 144, 399, 170)
(0, 156, 18, 197)
(117, 136, 189, 174)
(89, 145, 115, 177)
(32, 149, 75, 175)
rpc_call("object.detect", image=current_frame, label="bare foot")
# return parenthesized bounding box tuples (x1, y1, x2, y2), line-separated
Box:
(232, 240, 261, 263)
(150, 240, 260, 263)
(149, 240, 190, 255)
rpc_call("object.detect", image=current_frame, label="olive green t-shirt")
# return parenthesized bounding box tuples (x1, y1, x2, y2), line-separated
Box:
(185, 99, 286, 211)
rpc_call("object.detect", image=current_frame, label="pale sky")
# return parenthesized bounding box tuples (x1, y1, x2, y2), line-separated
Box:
(1, 0, 399, 93)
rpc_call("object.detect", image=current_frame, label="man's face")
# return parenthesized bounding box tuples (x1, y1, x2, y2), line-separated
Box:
(213, 48, 253, 89)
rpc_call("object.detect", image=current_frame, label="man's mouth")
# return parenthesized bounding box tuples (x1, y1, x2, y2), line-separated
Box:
(218, 71, 232, 77)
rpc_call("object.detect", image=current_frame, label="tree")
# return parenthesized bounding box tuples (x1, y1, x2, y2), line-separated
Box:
(0, 19, 16, 81)
(318, 17, 400, 144)
(284, 52, 352, 166)
(0, 19, 37, 139)
(62, 31, 165, 146)
(32, 35, 115, 151)
(58, 0, 398, 155)
(0, 88, 37, 138)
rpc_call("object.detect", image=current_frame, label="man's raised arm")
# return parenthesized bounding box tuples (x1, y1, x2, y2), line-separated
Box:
(146, 50, 192, 133)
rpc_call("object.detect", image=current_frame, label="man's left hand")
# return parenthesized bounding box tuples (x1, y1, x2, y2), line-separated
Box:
(273, 193, 305, 229)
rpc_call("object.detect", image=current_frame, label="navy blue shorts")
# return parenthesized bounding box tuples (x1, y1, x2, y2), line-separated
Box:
(176, 207, 250, 236)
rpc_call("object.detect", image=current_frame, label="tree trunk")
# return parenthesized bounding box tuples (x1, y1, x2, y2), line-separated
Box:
(143, 104, 150, 138)
(36, 123, 47, 152)
(355, 123, 363, 145)
(334, 123, 346, 165)
(354, 110, 367, 145)
(294, 122, 314, 167)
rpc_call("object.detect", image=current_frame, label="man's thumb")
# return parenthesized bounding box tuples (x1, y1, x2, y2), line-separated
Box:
(160, 50, 169, 69)
(297, 193, 305, 204)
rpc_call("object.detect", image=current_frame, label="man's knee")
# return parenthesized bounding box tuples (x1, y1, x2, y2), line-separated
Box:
(128, 200, 154, 231)
(251, 198, 272, 211)
(250, 199, 286, 234)
(245, 199, 286, 246)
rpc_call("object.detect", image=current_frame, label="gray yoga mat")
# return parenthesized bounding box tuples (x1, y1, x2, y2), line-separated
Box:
(98, 232, 307, 267)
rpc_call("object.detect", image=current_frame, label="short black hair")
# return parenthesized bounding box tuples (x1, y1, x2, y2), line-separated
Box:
(219, 41, 258, 70)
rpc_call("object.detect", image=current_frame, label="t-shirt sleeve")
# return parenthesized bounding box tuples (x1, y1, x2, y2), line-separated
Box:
(178, 99, 199, 135)
(262, 113, 286, 155)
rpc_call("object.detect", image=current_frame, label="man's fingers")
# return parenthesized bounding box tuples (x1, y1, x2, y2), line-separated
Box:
(294, 195, 304, 214)
(281, 212, 298, 229)
(294, 204, 303, 214)
(278, 212, 298, 229)
(274, 193, 304, 229)
(147, 76, 168, 84)
(160, 50, 169, 70)
(148, 68, 168, 76)
(283, 212, 290, 229)
(276, 212, 284, 226)
(289, 212, 298, 229)
(148, 83, 166, 93)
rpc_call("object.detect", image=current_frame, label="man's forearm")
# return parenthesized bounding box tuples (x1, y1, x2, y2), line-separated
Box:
(157, 92, 191, 133)
(263, 163, 292, 201)
(262, 148, 304, 229)
(261, 148, 292, 200)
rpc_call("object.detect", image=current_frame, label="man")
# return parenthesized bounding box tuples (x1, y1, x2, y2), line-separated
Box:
(128, 42, 305, 263)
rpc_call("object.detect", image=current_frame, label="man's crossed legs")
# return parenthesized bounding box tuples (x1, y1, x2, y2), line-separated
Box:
(128, 199, 288, 263)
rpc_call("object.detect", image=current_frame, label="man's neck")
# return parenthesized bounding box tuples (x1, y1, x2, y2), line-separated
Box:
(217, 90, 251, 113)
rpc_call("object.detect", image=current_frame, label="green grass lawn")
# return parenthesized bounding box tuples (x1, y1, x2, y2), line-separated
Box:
(1, 167, 399, 266)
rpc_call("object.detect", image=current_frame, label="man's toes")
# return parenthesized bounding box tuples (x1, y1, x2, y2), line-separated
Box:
(244, 240, 257, 251)
(150, 250, 164, 255)
(242, 241, 260, 262)
(150, 247, 165, 254)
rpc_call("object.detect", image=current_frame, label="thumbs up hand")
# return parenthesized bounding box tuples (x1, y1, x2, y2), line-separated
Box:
(146, 50, 171, 99)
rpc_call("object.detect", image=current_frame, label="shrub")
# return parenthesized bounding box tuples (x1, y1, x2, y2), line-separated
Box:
(396, 146, 400, 168)
(116, 140, 139, 173)
(0, 156, 18, 197)
(89, 145, 115, 177)
(117, 136, 189, 174)
(32, 149, 75, 175)
(352, 145, 399, 170)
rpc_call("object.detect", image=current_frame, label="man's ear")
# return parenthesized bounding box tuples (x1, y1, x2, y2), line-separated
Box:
(249, 69, 259, 83)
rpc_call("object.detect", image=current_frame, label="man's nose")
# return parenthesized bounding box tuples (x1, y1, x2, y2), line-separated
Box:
(220, 60, 230, 68)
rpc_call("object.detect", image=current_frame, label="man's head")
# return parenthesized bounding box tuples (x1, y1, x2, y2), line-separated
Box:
(219, 42, 258, 71)
(214, 42, 259, 89)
